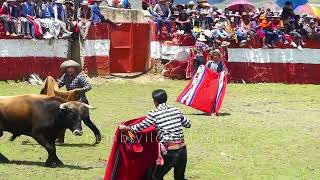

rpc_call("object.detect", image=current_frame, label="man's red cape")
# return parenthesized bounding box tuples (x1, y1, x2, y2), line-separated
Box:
(177, 65, 228, 115)
(104, 117, 158, 180)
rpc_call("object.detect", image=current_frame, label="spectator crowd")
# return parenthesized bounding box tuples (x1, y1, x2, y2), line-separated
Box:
(0, 0, 118, 40)
(145, 0, 320, 51)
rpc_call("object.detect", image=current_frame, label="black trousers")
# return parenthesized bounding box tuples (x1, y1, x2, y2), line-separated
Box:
(153, 146, 187, 180)
(194, 55, 204, 75)
(82, 100, 101, 136)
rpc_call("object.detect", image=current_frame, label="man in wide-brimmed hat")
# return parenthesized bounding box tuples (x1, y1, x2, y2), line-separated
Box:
(57, 60, 102, 144)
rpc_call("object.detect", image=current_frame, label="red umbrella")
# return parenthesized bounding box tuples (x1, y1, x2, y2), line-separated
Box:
(227, 0, 256, 13)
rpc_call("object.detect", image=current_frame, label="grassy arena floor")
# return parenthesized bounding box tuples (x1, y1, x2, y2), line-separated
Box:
(0, 77, 319, 179)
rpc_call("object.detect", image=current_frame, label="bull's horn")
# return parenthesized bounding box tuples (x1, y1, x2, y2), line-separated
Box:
(59, 103, 68, 109)
(82, 103, 95, 109)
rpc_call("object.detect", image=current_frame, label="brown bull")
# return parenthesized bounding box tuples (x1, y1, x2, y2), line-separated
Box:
(0, 95, 92, 167)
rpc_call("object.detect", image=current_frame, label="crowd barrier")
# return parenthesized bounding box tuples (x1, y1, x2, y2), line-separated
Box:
(0, 15, 319, 84)
(0, 24, 68, 80)
(148, 21, 320, 84)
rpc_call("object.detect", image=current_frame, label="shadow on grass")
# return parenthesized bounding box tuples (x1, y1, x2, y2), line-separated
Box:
(21, 142, 94, 147)
(186, 112, 231, 116)
(3, 160, 94, 170)
(57, 143, 94, 147)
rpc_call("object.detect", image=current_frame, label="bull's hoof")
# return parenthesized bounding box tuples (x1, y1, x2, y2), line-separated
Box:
(0, 131, 3, 137)
(45, 159, 64, 168)
(0, 153, 9, 163)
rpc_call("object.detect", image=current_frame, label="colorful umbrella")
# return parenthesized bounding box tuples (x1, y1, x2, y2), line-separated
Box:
(276, 0, 309, 9)
(227, 0, 256, 13)
(295, 4, 320, 17)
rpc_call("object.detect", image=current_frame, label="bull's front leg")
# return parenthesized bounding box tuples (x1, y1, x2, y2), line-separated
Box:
(33, 133, 63, 167)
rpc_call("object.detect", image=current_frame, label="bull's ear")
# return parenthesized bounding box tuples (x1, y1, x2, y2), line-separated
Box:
(81, 103, 96, 109)
(59, 103, 68, 109)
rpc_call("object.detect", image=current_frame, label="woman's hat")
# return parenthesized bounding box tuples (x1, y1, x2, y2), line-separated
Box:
(173, 11, 180, 16)
(197, 34, 207, 42)
(242, 12, 248, 16)
(81, 0, 89, 5)
(55, 0, 64, 3)
(188, 1, 195, 5)
(176, 4, 185, 9)
(200, 9, 209, 15)
(7, 0, 16, 2)
(202, 2, 210, 7)
(197, 0, 207, 3)
(60, 60, 81, 72)
(221, 41, 230, 47)
(64, 0, 74, 4)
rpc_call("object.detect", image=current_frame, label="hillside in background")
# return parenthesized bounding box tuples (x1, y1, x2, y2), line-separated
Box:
(174, 0, 320, 10)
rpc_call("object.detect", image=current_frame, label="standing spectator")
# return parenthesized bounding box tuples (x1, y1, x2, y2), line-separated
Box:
(78, 0, 91, 40)
(0, 0, 19, 36)
(21, 0, 36, 38)
(280, 1, 295, 34)
(153, 0, 172, 36)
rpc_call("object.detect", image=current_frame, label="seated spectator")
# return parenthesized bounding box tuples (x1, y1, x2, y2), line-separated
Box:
(39, 0, 55, 39)
(192, 19, 201, 38)
(175, 10, 191, 34)
(211, 23, 229, 40)
(0, 0, 18, 36)
(189, 9, 198, 27)
(53, 0, 73, 38)
(309, 19, 320, 39)
(176, 4, 185, 13)
(78, 0, 91, 40)
(152, 0, 172, 36)
(198, 10, 212, 30)
(21, 0, 36, 38)
(64, 0, 75, 32)
(34, 0, 43, 18)
(260, 15, 277, 48)
(288, 15, 304, 50)
(237, 12, 251, 46)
